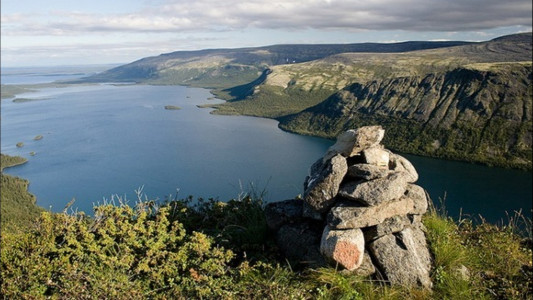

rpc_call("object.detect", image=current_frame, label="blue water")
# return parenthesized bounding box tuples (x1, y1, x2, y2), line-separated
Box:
(1, 82, 332, 213)
(1, 67, 531, 224)
(404, 153, 532, 224)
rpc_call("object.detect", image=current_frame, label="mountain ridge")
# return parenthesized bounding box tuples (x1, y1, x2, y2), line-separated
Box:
(80, 32, 532, 169)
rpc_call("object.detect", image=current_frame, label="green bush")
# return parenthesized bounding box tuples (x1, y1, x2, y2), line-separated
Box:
(1, 203, 235, 299)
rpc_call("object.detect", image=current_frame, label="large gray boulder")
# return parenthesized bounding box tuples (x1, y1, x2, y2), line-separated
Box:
(303, 154, 347, 215)
(338, 172, 408, 206)
(320, 226, 365, 271)
(328, 197, 416, 229)
(324, 126, 385, 159)
(368, 226, 433, 289)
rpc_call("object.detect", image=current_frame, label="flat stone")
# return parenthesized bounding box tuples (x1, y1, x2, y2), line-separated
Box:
(327, 197, 416, 229)
(303, 154, 347, 215)
(320, 226, 365, 271)
(363, 147, 390, 167)
(264, 199, 303, 231)
(324, 126, 385, 159)
(389, 153, 418, 183)
(368, 226, 433, 289)
(338, 172, 408, 206)
(348, 163, 390, 180)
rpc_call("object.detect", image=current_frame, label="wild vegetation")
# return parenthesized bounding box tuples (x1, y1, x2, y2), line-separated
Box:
(1, 168, 531, 298)
(1, 154, 44, 233)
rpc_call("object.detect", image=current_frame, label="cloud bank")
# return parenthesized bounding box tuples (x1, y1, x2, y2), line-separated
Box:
(2, 0, 532, 36)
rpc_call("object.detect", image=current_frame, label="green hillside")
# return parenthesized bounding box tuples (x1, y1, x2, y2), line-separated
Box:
(0, 154, 44, 233)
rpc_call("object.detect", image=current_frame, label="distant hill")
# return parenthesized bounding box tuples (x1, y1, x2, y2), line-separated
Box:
(80, 33, 532, 169)
(80, 40, 473, 88)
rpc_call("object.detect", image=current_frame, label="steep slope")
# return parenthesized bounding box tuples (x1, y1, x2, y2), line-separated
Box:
(276, 33, 532, 169)
(212, 33, 532, 117)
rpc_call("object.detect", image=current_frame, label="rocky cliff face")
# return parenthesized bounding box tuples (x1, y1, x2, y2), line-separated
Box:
(280, 64, 532, 169)
(265, 126, 433, 289)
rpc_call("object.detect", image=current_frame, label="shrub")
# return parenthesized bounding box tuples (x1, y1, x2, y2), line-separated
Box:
(1, 203, 235, 299)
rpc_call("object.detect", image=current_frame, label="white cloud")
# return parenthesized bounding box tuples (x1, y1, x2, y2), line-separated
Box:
(1, 0, 531, 66)
(2, 0, 531, 36)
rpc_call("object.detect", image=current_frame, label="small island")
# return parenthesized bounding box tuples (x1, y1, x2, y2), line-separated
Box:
(16, 142, 24, 148)
(33, 135, 43, 141)
(164, 105, 182, 110)
(12, 97, 51, 103)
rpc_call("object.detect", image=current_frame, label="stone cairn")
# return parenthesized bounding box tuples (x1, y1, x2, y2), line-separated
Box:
(265, 126, 433, 289)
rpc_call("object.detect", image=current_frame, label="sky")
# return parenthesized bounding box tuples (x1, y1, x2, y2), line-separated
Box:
(1, 0, 532, 67)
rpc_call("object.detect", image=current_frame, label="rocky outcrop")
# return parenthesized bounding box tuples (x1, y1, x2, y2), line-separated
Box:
(368, 226, 432, 288)
(265, 126, 433, 289)
(279, 63, 533, 170)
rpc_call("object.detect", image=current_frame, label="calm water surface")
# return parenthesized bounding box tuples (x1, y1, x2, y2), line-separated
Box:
(1, 67, 531, 224)
(1, 83, 332, 213)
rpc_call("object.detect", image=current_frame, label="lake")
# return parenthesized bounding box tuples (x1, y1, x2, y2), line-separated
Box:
(1, 67, 531, 224)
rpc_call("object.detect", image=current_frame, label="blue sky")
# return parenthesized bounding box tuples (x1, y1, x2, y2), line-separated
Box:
(1, 0, 531, 67)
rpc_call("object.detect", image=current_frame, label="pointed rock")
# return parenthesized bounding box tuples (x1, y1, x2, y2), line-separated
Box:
(368, 226, 433, 289)
(303, 154, 347, 215)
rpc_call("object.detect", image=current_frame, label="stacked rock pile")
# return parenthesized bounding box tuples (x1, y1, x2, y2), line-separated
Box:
(265, 126, 433, 288)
